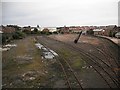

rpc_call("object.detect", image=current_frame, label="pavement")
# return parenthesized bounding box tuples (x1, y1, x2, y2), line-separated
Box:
(97, 35, 120, 45)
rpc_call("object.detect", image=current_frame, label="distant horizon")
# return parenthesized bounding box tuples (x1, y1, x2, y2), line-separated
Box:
(1, 24, 118, 28)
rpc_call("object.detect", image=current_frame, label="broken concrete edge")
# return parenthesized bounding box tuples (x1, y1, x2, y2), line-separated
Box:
(0, 44, 17, 52)
(96, 35, 120, 47)
(35, 42, 59, 59)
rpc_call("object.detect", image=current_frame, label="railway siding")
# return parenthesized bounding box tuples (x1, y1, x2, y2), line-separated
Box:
(37, 35, 118, 88)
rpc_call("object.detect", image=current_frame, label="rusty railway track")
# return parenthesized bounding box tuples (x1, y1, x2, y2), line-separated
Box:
(44, 36, 119, 88)
(76, 42, 119, 78)
(58, 55, 83, 89)
(100, 37, 120, 67)
(64, 42, 120, 88)
(57, 58, 72, 89)
(37, 36, 119, 88)
(36, 37, 83, 89)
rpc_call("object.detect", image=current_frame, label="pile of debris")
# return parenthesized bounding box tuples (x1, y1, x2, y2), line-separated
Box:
(22, 71, 37, 81)
(2, 44, 17, 51)
(35, 43, 43, 49)
(35, 43, 58, 59)
(21, 70, 46, 82)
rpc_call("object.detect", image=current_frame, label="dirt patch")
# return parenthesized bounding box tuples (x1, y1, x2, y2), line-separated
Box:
(49, 34, 102, 46)
(22, 70, 40, 81)
(2, 36, 47, 88)
(15, 55, 33, 64)
(53, 80, 67, 88)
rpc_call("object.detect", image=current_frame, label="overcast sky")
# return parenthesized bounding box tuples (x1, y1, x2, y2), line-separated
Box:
(1, 0, 120, 27)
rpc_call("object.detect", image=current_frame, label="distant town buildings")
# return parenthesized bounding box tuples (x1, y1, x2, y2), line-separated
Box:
(93, 29, 105, 35)
(0, 25, 120, 38)
(1, 26, 16, 43)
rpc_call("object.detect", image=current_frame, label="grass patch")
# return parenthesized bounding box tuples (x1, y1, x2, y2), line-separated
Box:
(73, 59, 81, 67)
(3, 36, 48, 88)
(3, 58, 17, 70)
(72, 58, 82, 67)
(71, 56, 85, 71)
(59, 48, 73, 58)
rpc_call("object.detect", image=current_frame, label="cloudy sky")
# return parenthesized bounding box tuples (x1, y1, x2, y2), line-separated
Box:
(1, 0, 120, 27)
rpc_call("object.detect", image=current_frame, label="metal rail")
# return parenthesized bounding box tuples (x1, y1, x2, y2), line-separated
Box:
(43, 36, 119, 88)
(36, 37, 83, 89)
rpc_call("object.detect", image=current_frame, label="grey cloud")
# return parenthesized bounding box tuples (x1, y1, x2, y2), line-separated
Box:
(2, 0, 119, 27)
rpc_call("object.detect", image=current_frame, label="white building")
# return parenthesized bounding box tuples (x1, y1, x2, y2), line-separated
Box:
(30, 27, 57, 32)
(45, 27, 57, 32)
(93, 29, 105, 35)
(31, 27, 43, 31)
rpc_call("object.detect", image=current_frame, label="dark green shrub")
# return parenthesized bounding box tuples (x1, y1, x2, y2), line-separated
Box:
(87, 29, 94, 35)
(109, 31, 112, 37)
(12, 31, 26, 39)
(34, 28, 38, 33)
(40, 31, 52, 35)
(2, 35, 7, 43)
(113, 32, 117, 37)
(53, 31, 58, 34)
